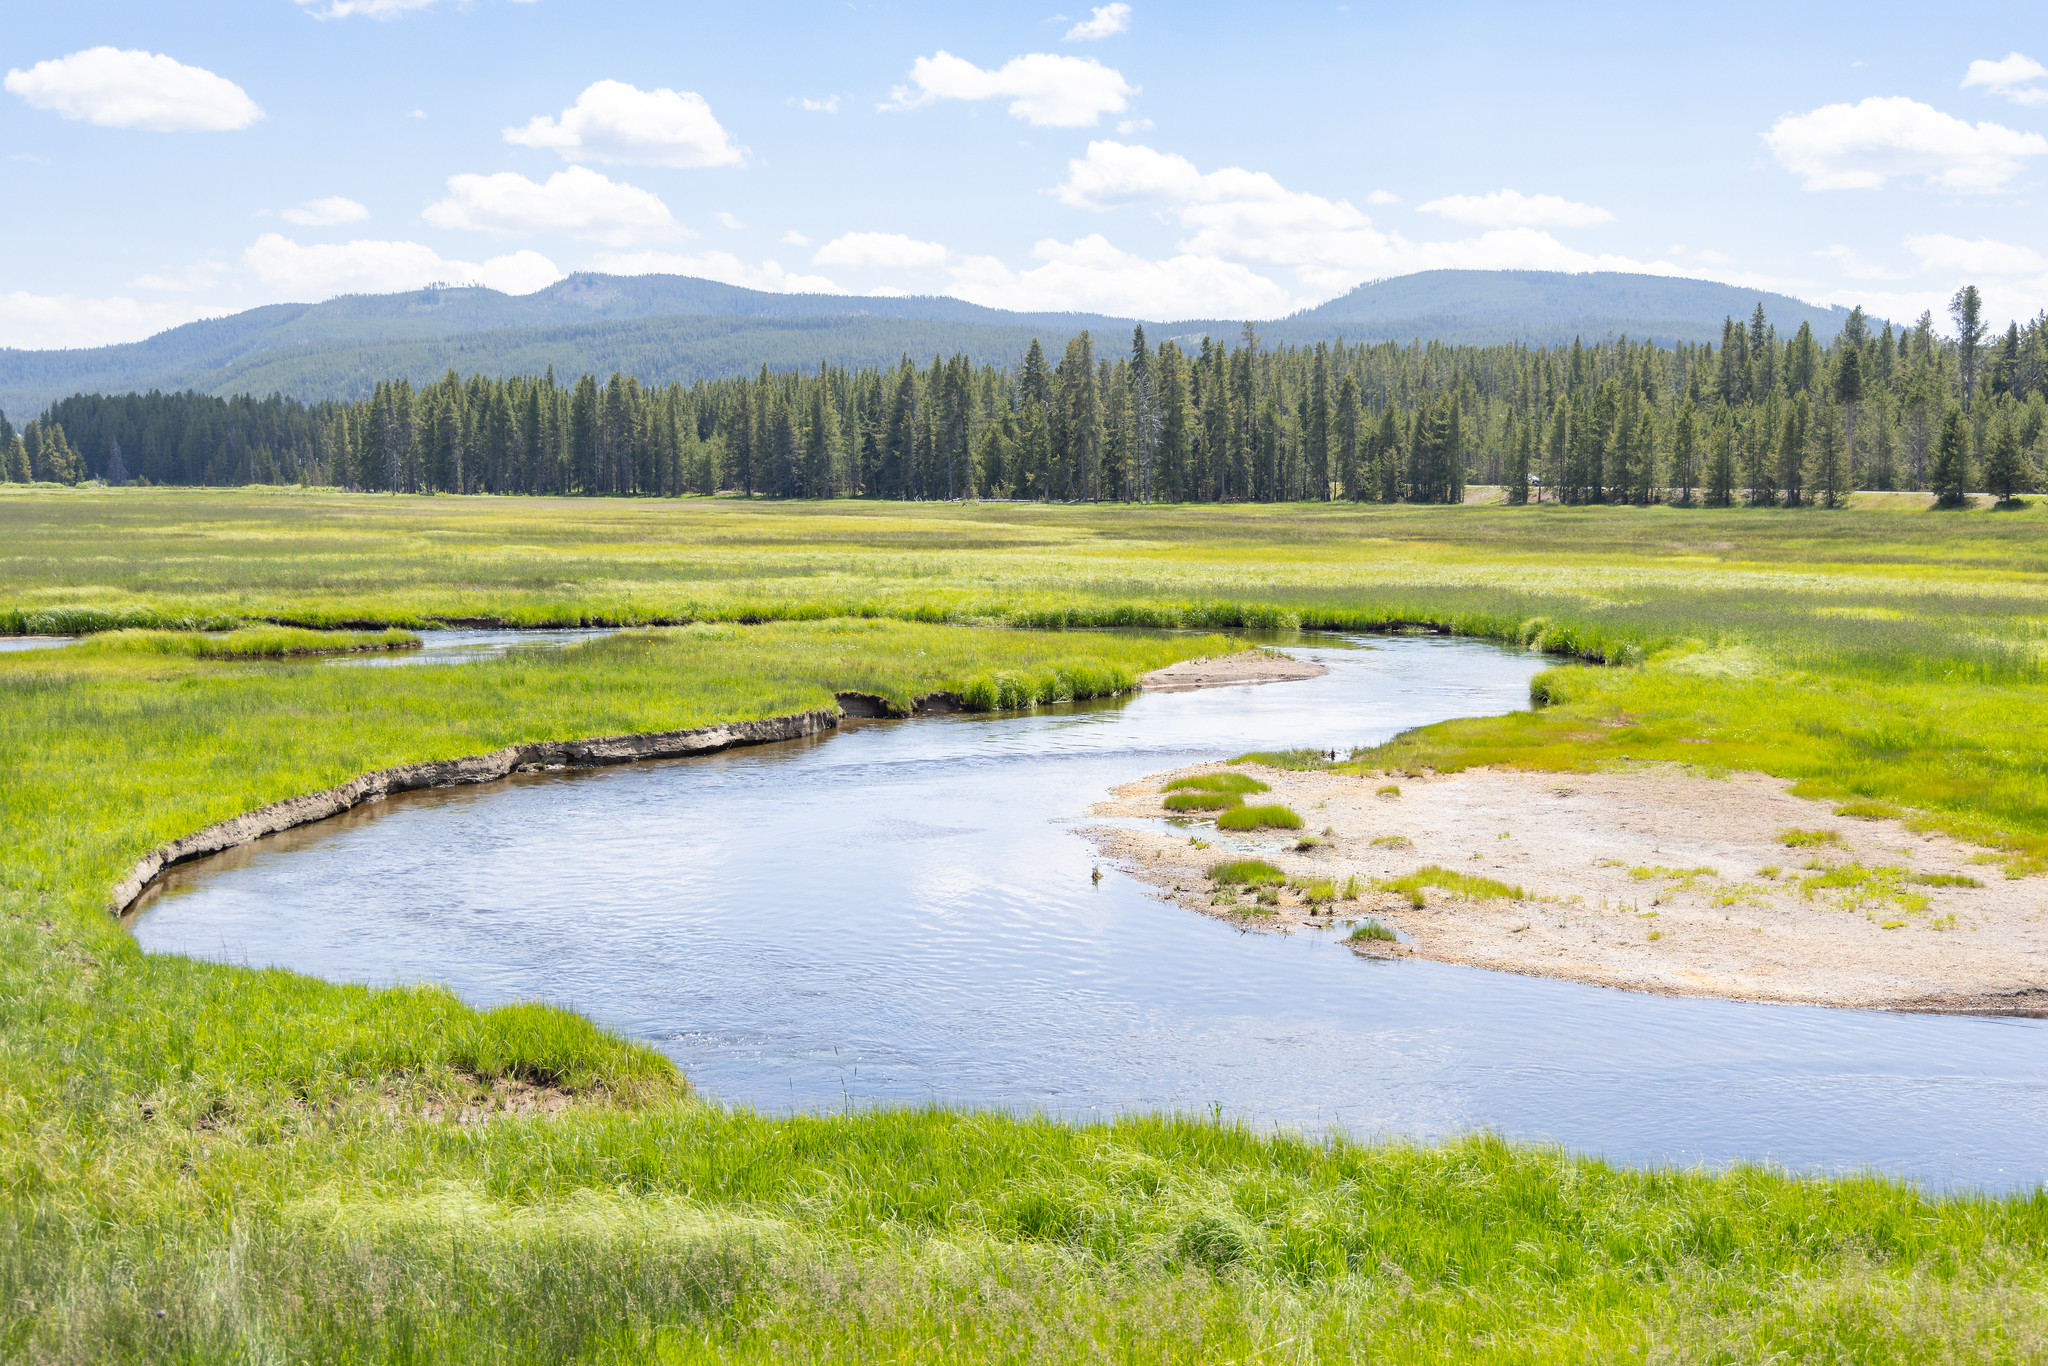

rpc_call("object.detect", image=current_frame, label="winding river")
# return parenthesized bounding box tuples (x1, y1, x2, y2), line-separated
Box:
(131, 635, 2048, 1192)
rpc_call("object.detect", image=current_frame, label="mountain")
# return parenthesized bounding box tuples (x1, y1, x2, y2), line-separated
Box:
(0, 269, 1864, 419)
(1250, 270, 1859, 349)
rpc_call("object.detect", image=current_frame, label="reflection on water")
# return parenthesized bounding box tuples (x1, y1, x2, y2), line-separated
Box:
(0, 636, 75, 652)
(329, 627, 618, 667)
(132, 636, 2048, 1193)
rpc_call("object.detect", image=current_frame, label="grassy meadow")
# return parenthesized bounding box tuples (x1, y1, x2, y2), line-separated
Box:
(4, 484, 2048, 1360)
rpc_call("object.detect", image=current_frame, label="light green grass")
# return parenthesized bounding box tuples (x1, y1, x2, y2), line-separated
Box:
(1161, 772, 1271, 795)
(1205, 858, 1287, 888)
(1376, 865, 1527, 903)
(1215, 802, 1304, 830)
(75, 624, 420, 657)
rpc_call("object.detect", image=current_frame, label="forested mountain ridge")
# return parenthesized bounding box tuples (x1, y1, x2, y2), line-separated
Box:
(1, 269, 1860, 416)
(9, 293, 2041, 510)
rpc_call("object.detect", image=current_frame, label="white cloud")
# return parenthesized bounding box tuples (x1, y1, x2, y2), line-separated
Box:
(295, 0, 434, 18)
(1117, 117, 1154, 134)
(407, 108, 426, 119)
(281, 195, 369, 227)
(717, 211, 745, 230)
(1064, 4, 1132, 40)
(794, 95, 840, 113)
(813, 232, 951, 270)
(0, 291, 227, 350)
(1416, 188, 1613, 229)
(589, 250, 844, 294)
(1905, 233, 2046, 276)
(884, 51, 1135, 127)
(423, 166, 680, 245)
(244, 233, 563, 297)
(1763, 96, 2047, 192)
(505, 80, 743, 169)
(780, 230, 811, 247)
(949, 235, 1290, 319)
(4, 47, 262, 132)
(1962, 52, 2048, 106)
(1365, 189, 1399, 205)
(1815, 243, 1905, 280)
(1052, 140, 1692, 305)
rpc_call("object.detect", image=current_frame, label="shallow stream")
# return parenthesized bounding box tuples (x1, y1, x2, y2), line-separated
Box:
(131, 635, 2048, 1192)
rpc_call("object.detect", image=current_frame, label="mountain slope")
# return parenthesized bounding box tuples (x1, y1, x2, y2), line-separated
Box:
(1254, 270, 1857, 348)
(0, 269, 1864, 418)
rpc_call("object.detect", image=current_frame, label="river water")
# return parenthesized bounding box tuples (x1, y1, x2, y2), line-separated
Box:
(130, 635, 2048, 1193)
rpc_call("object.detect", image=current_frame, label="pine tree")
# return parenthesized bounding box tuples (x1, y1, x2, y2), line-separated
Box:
(1505, 419, 1531, 504)
(1707, 414, 1736, 507)
(1983, 410, 2025, 503)
(1778, 395, 1808, 507)
(1669, 399, 1697, 506)
(1930, 404, 1971, 508)
(1335, 374, 1361, 500)
(1951, 286, 1987, 404)
(1810, 400, 1845, 509)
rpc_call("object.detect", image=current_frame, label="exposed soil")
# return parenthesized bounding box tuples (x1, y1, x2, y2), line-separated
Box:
(1086, 763, 2048, 1015)
(1141, 651, 1331, 692)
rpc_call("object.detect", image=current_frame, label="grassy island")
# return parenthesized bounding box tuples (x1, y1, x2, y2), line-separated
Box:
(4, 486, 2047, 1361)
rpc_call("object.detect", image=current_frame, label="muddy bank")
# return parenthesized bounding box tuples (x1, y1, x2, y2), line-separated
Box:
(1088, 763, 2048, 1015)
(110, 710, 840, 914)
(1141, 651, 1329, 692)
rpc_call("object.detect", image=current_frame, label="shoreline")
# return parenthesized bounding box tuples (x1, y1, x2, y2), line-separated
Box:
(1086, 762, 2048, 1017)
(1140, 650, 1330, 691)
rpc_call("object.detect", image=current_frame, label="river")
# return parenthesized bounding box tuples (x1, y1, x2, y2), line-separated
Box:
(130, 634, 2048, 1192)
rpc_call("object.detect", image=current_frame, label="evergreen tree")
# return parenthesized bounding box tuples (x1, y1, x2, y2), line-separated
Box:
(1983, 410, 2026, 503)
(1930, 404, 1971, 508)
(1669, 399, 1697, 505)
(1809, 400, 1845, 509)
(1334, 374, 1361, 500)
(1505, 419, 1530, 504)
(1706, 413, 1736, 508)
(1951, 285, 1987, 403)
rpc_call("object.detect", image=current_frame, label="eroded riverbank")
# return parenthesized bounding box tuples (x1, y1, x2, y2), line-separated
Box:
(1089, 762, 2048, 1015)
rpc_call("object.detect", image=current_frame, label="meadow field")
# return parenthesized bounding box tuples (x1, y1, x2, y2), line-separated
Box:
(4, 484, 2048, 1361)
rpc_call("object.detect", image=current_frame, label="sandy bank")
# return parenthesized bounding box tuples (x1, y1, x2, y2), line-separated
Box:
(1141, 651, 1329, 691)
(1087, 764, 2048, 1016)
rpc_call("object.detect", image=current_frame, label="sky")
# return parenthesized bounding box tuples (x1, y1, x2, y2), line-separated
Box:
(2, 0, 2046, 350)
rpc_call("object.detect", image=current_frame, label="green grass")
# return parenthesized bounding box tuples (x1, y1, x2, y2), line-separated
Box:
(1376, 866, 1527, 902)
(1161, 790, 1240, 812)
(1781, 827, 1848, 848)
(7, 490, 2048, 1358)
(1349, 918, 1398, 943)
(1205, 858, 1287, 888)
(1215, 802, 1304, 830)
(75, 623, 420, 657)
(1161, 772, 1271, 794)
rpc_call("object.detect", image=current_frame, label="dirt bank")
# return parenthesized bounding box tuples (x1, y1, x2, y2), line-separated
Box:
(1141, 651, 1330, 691)
(1086, 763, 2048, 1015)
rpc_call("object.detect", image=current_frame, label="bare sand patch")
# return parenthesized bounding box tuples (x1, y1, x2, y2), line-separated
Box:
(1141, 651, 1330, 692)
(1086, 764, 2048, 1015)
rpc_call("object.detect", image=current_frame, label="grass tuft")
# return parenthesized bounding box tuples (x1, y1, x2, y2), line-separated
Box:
(1376, 866, 1525, 902)
(1206, 858, 1286, 888)
(1215, 803, 1304, 831)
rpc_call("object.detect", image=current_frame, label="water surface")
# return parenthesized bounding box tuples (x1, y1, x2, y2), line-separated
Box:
(330, 627, 618, 667)
(133, 636, 2048, 1193)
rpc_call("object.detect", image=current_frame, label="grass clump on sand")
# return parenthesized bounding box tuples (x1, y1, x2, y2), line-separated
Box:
(1216, 802, 1304, 831)
(1781, 827, 1847, 848)
(1206, 858, 1286, 888)
(1161, 790, 1239, 812)
(1349, 918, 1397, 942)
(1163, 772, 1270, 795)
(1376, 865, 1526, 903)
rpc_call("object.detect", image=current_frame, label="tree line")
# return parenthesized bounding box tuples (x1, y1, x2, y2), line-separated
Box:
(6, 288, 2045, 507)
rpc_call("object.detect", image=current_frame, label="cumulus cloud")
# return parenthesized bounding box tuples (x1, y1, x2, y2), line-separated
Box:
(780, 230, 811, 246)
(948, 235, 1290, 319)
(884, 51, 1135, 127)
(1763, 96, 2047, 192)
(589, 250, 844, 294)
(1905, 233, 2046, 276)
(5, 47, 262, 131)
(793, 95, 839, 113)
(295, 0, 435, 18)
(1417, 188, 1613, 229)
(1052, 141, 1687, 305)
(1064, 4, 1132, 40)
(281, 195, 369, 226)
(0, 292, 226, 349)
(1962, 52, 2048, 106)
(813, 232, 951, 271)
(505, 80, 743, 168)
(1364, 189, 1399, 205)
(717, 211, 744, 229)
(244, 233, 563, 297)
(423, 166, 679, 245)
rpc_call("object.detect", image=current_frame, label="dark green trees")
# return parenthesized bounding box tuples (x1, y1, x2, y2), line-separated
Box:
(1930, 405, 1971, 508)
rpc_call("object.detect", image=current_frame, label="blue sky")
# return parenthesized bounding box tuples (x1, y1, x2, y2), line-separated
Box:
(3, 0, 2046, 348)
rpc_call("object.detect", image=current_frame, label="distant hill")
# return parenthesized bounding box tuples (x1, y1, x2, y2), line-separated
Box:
(1248, 270, 1859, 349)
(0, 269, 1865, 418)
